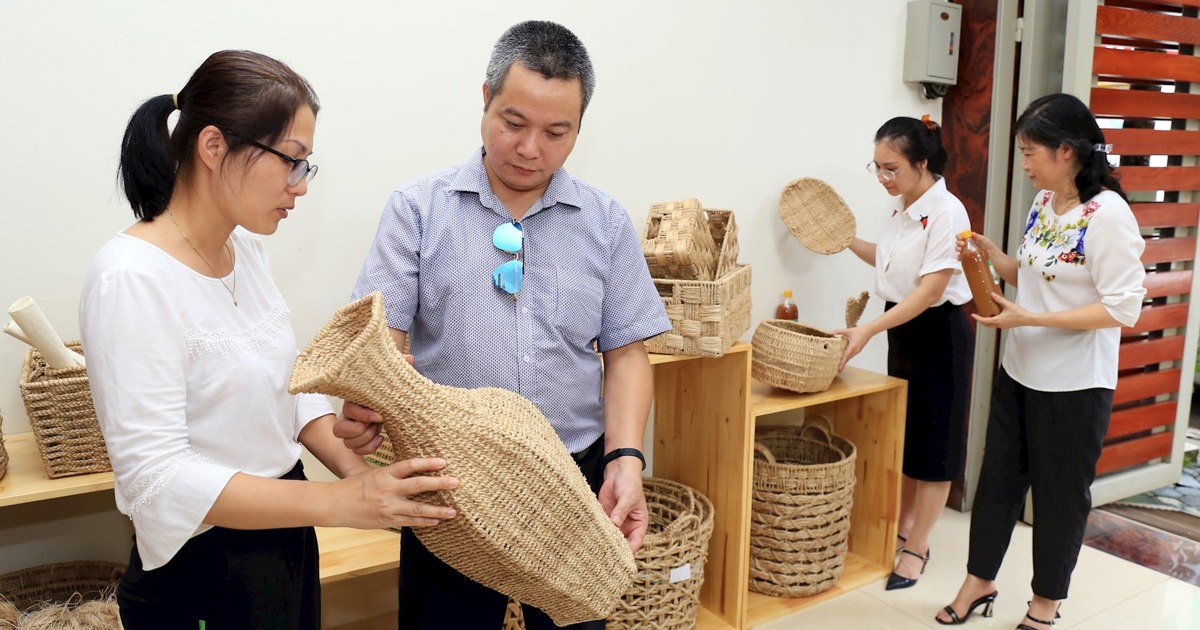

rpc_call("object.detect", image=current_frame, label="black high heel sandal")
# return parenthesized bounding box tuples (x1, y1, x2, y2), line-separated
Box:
(935, 591, 998, 625)
(885, 547, 929, 590)
(1015, 611, 1055, 630)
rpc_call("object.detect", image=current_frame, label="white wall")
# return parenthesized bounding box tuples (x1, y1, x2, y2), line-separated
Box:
(0, 0, 937, 566)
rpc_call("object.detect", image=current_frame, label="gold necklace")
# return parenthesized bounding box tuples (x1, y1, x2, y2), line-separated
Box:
(165, 210, 238, 306)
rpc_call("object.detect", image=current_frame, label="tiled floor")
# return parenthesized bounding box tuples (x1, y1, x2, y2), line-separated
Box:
(754, 508, 1200, 629)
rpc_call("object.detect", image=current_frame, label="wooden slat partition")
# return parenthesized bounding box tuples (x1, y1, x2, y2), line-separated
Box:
(1091, 0, 1200, 480)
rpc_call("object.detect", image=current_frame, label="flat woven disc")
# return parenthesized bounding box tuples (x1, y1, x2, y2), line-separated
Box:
(778, 178, 856, 255)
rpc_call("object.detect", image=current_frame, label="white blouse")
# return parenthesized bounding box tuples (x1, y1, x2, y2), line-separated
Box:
(1002, 190, 1146, 391)
(875, 177, 973, 306)
(79, 228, 332, 570)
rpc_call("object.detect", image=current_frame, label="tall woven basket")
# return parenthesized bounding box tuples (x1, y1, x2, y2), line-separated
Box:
(751, 320, 846, 394)
(18, 343, 111, 478)
(0, 561, 124, 612)
(503, 477, 715, 630)
(750, 417, 856, 598)
(290, 293, 635, 626)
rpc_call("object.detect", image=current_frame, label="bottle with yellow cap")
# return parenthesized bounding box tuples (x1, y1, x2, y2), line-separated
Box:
(775, 290, 798, 321)
(959, 230, 1002, 317)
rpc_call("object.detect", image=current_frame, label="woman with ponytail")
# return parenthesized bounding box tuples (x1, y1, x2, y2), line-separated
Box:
(936, 93, 1145, 629)
(833, 115, 974, 591)
(81, 50, 457, 629)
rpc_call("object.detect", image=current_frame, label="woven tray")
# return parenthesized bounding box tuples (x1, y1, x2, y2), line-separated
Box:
(18, 343, 111, 478)
(646, 264, 751, 358)
(750, 417, 856, 598)
(779, 178, 856, 255)
(0, 561, 124, 612)
(751, 320, 846, 393)
(290, 293, 635, 626)
(642, 199, 719, 281)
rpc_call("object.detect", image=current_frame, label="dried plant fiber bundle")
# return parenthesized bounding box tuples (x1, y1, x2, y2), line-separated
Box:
(290, 293, 636, 626)
(17, 598, 121, 630)
(778, 178, 856, 255)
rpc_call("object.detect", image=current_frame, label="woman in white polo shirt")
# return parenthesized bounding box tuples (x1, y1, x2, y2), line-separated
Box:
(834, 115, 974, 592)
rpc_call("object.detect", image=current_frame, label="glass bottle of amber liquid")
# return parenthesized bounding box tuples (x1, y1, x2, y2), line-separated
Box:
(959, 230, 1002, 317)
(776, 290, 798, 320)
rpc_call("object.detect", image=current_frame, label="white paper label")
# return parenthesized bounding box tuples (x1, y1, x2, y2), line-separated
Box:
(669, 563, 692, 583)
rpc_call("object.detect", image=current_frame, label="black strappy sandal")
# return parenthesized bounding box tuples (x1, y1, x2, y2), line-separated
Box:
(935, 591, 998, 625)
(886, 547, 929, 590)
(1015, 611, 1055, 630)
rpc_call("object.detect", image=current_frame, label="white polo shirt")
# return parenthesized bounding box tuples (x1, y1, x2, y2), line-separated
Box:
(875, 177, 972, 306)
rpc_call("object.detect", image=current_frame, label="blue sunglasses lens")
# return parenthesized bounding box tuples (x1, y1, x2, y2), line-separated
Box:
(492, 259, 524, 294)
(493, 221, 523, 253)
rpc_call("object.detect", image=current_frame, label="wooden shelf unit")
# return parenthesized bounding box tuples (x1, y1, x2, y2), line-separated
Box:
(649, 343, 907, 629)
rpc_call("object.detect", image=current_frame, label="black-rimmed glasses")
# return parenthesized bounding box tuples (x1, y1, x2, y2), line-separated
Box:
(224, 130, 318, 186)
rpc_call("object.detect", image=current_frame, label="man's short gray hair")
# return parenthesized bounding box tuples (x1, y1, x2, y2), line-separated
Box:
(485, 21, 595, 116)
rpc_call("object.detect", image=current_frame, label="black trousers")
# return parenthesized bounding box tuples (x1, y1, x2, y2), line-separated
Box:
(398, 435, 608, 630)
(967, 368, 1112, 599)
(117, 461, 320, 630)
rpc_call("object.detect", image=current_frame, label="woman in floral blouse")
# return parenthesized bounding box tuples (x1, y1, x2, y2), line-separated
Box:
(935, 93, 1146, 630)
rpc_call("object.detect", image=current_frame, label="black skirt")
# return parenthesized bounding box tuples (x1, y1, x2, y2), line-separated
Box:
(885, 301, 974, 481)
(117, 460, 320, 630)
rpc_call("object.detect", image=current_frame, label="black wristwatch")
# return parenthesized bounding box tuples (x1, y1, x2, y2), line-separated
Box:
(602, 447, 646, 471)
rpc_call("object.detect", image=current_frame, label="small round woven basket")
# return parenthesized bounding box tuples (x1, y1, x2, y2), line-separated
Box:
(0, 561, 124, 613)
(778, 178, 856, 255)
(751, 320, 847, 394)
(750, 418, 856, 598)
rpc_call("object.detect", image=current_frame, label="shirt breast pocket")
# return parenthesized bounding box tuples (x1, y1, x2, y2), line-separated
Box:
(554, 268, 604, 349)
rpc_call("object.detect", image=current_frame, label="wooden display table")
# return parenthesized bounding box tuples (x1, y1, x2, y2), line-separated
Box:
(649, 343, 907, 629)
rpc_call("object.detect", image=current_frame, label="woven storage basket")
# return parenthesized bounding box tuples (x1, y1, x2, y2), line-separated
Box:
(751, 320, 846, 394)
(290, 293, 635, 626)
(646, 264, 752, 358)
(750, 417, 856, 598)
(0, 406, 8, 482)
(18, 343, 111, 478)
(0, 561, 124, 612)
(779, 178, 857, 255)
(705, 209, 740, 279)
(502, 477, 714, 630)
(642, 199, 719, 281)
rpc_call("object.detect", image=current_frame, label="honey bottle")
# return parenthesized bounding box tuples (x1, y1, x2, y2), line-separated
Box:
(959, 230, 1002, 317)
(775, 290, 798, 321)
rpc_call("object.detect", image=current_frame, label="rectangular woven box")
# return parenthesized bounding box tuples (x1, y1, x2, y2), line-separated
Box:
(646, 264, 752, 358)
(641, 199, 720, 281)
(19, 342, 111, 478)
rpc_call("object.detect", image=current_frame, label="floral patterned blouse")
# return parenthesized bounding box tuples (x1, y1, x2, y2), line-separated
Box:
(1002, 190, 1146, 391)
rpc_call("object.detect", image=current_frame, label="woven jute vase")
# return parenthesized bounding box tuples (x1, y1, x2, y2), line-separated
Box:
(751, 320, 847, 394)
(290, 293, 635, 626)
(749, 418, 856, 598)
(18, 343, 111, 478)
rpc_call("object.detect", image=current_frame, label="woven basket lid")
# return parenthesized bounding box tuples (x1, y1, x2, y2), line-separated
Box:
(778, 178, 856, 255)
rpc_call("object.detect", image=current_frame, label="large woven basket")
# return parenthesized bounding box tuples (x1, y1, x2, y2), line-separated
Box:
(642, 199, 719, 281)
(646, 264, 752, 358)
(750, 418, 856, 598)
(290, 293, 635, 626)
(751, 320, 846, 393)
(18, 343, 111, 478)
(0, 406, 8, 482)
(779, 178, 856, 255)
(0, 561, 124, 612)
(503, 477, 715, 630)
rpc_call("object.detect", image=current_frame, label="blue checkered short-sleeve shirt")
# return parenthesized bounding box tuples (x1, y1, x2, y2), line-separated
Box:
(352, 149, 671, 452)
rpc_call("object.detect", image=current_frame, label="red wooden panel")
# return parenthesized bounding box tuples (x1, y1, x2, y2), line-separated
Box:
(1142, 269, 1192, 299)
(1123, 303, 1189, 335)
(1108, 400, 1177, 440)
(1117, 166, 1200, 192)
(1093, 47, 1200, 83)
(1117, 335, 1185, 370)
(1106, 0, 1200, 10)
(1131, 203, 1200, 228)
(1142, 236, 1197, 264)
(1107, 129, 1200, 156)
(1091, 88, 1200, 120)
(1113, 368, 1182, 406)
(1097, 432, 1175, 475)
(1096, 5, 1200, 46)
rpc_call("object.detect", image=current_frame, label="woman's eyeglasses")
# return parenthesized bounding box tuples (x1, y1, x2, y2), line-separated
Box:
(492, 221, 523, 294)
(224, 129, 318, 186)
(865, 162, 905, 182)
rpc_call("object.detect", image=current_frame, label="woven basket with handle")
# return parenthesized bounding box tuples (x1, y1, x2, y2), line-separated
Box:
(646, 264, 751, 358)
(18, 343, 111, 478)
(751, 320, 846, 393)
(642, 199, 719, 281)
(750, 417, 856, 598)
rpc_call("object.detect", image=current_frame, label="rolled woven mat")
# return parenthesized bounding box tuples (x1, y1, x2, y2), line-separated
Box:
(778, 178, 856, 255)
(844, 291, 869, 328)
(290, 293, 636, 626)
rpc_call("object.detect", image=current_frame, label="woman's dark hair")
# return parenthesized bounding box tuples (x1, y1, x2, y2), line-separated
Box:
(875, 116, 948, 175)
(118, 50, 320, 220)
(1014, 92, 1126, 203)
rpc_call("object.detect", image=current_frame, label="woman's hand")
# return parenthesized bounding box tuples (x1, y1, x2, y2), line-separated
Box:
(972, 292, 1029, 329)
(830, 325, 874, 371)
(332, 457, 458, 529)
